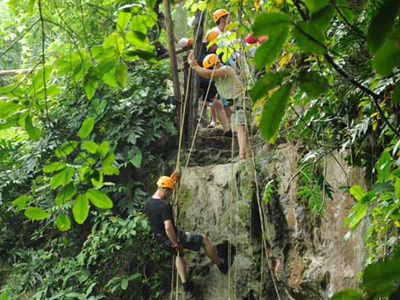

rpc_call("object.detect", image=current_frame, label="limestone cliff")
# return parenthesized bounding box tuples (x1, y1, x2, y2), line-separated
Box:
(174, 130, 367, 300)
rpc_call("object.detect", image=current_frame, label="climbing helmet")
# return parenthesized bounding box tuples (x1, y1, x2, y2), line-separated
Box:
(202, 54, 219, 69)
(213, 9, 229, 23)
(157, 176, 175, 190)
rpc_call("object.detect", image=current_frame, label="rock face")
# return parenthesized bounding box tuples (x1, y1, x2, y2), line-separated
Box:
(175, 139, 367, 299)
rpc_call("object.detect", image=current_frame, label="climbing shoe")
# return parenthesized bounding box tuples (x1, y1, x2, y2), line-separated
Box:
(223, 130, 236, 138)
(217, 257, 229, 274)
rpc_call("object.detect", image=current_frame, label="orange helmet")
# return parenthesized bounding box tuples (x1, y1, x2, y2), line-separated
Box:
(203, 54, 219, 69)
(213, 9, 229, 23)
(206, 29, 219, 43)
(157, 176, 175, 189)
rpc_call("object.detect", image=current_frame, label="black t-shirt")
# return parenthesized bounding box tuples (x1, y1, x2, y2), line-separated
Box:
(144, 197, 176, 237)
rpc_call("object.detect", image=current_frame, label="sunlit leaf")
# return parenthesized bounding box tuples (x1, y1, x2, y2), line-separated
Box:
(117, 11, 131, 31)
(86, 189, 113, 209)
(25, 207, 51, 220)
(331, 289, 363, 300)
(55, 141, 78, 158)
(43, 161, 66, 173)
(78, 117, 95, 139)
(82, 140, 98, 154)
(56, 214, 71, 231)
(349, 185, 366, 201)
(50, 167, 74, 190)
(250, 72, 286, 102)
(259, 84, 292, 141)
(55, 184, 77, 205)
(73, 194, 89, 224)
(98, 141, 110, 157)
(115, 63, 128, 88)
(12, 195, 32, 212)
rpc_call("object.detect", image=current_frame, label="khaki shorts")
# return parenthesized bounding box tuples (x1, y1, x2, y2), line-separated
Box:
(230, 97, 251, 128)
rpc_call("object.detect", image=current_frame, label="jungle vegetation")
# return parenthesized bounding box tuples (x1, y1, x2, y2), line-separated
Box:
(0, 0, 400, 299)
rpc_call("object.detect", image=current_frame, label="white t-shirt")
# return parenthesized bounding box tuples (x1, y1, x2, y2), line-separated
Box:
(213, 66, 244, 99)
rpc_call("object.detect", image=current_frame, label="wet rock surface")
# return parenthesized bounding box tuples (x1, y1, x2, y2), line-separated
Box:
(171, 134, 367, 299)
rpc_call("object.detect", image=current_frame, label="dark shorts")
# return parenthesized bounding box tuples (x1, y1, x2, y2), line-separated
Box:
(156, 231, 204, 257)
(199, 81, 218, 102)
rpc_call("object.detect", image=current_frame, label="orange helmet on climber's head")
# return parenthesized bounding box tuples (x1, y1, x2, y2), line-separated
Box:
(203, 54, 219, 69)
(213, 9, 229, 23)
(205, 29, 219, 43)
(157, 176, 175, 190)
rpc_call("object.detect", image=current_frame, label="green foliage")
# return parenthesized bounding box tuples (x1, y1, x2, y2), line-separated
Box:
(259, 84, 292, 141)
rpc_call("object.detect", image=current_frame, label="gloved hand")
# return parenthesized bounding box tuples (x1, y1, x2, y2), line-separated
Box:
(170, 171, 179, 182)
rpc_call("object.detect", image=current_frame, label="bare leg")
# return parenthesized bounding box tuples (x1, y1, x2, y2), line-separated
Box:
(210, 105, 217, 126)
(212, 98, 229, 133)
(235, 125, 248, 159)
(202, 234, 222, 266)
(176, 255, 188, 283)
(224, 106, 231, 125)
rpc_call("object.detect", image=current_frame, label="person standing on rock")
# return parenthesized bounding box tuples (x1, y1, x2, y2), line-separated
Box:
(143, 173, 229, 295)
(188, 52, 249, 159)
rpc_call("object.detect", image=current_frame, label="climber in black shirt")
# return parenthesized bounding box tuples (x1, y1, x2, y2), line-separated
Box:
(144, 173, 229, 294)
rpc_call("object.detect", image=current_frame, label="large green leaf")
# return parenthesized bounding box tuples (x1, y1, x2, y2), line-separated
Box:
(117, 11, 131, 31)
(303, 0, 329, 13)
(367, 0, 400, 54)
(331, 289, 363, 300)
(12, 195, 32, 212)
(293, 21, 326, 55)
(373, 27, 400, 76)
(349, 185, 366, 201)
(25, 207, 51, 220)
(82, 140, 98, 154)
(86, 189, 113, 209)
(345, 202, 368, 230)
(255, 27, 289, 69)
(43, 161, 66, 173)
(377, 151, 392, 182)
(24, 115, 41, 141)
(55, 184, 77, 205)
(102, 68, 119, 87)
(395, 178, 400, 199)
(298, 71, 329, 98)
(73, 194, 89, 224)
(252, 12, 292, 37)
(115, 63, 128, 88)
(124, 49, 157, 62)
(56, 214, 71, 231)
(0, 102, 22, 119)
(55, 141, 78, 158)
(50, 167, 74, 190)
(250, 72, 286, 102)
(102, 153, 115, 167)
(103, 32, 124, 54)
(98, 141, 110, 157)
(126, 30, 149, 48)
(310, 4, 335, 30)
(259, 84, 292, 141)
(78, 117, 95, 139)
(362, 259, 400, 296)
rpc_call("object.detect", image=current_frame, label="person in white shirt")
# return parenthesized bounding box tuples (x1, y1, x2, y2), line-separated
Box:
(188, 52, 249, 159)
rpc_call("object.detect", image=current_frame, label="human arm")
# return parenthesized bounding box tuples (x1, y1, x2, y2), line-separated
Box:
(164, 219, 180, 247)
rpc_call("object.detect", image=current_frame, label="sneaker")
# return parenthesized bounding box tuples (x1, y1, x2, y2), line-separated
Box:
(223, 130, 236, 138)
(217, 258, 229, 274)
